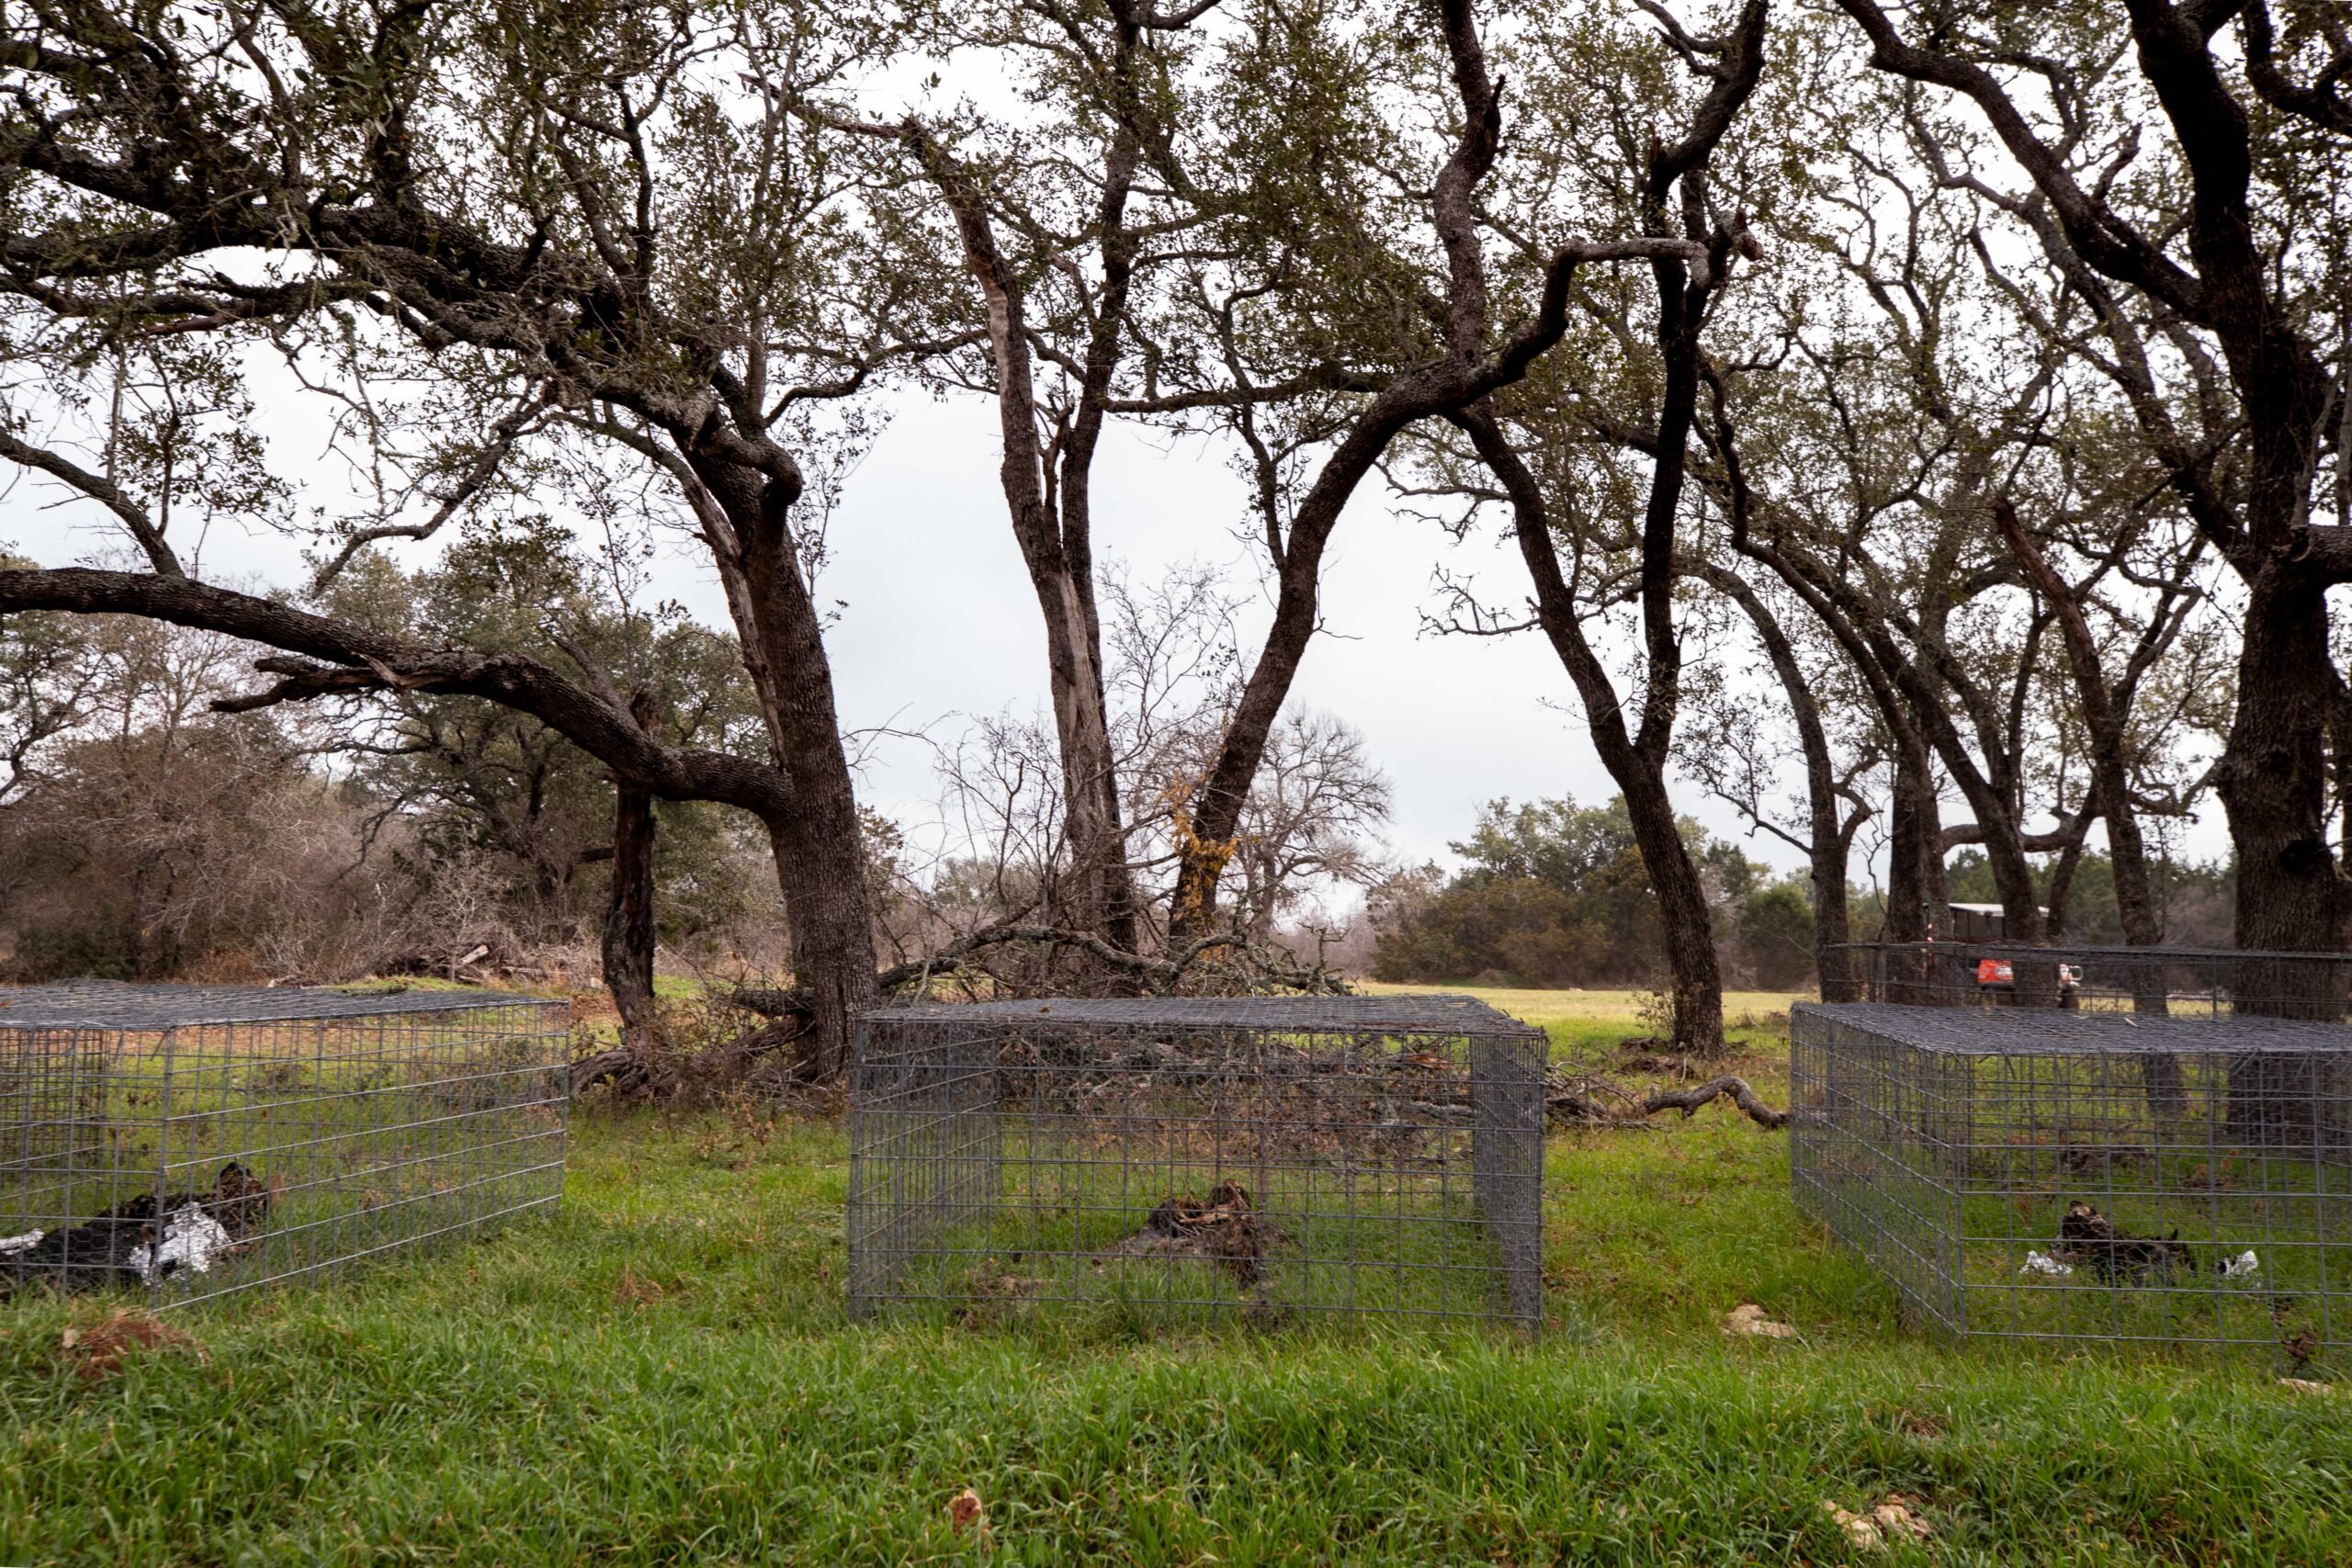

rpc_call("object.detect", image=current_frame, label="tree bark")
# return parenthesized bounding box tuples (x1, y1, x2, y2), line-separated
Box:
(2219, 570, 2338, 1144)
(834, 101, 1142, 955)
(2220, 571, 2339, 958)
(602, 781, 658, 1054)
(953, 174, 1137, 953)
(685, 447, 880, 1080)
(1168, 0, 1766, 951)
(1886, 735, 1944, 944)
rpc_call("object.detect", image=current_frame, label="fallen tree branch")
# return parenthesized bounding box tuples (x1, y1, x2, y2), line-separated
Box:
(1641, 1075, 1790, 1129)
(1547, 1074, 1788, 1131)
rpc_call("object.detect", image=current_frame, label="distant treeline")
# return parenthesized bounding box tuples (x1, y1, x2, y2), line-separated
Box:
(1373, 796, 2235, 991)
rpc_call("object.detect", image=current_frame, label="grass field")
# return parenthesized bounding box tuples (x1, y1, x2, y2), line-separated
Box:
(2, 985, 2347, 1564)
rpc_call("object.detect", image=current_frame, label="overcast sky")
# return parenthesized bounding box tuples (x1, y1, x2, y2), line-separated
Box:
(806, 395, 1741, 876)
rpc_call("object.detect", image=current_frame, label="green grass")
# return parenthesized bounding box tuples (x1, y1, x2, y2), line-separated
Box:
(1358, 981, 1808, 1058)
(2, 986, 2348, 1564)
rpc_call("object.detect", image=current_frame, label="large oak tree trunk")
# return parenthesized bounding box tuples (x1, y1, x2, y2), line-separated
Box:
(1165, 399, 1436, 939)
(2220, 570, 2339, 1145)
(1884, 734, 1941, 946)
(1046, 79, 1146, 958)
(602, 781, 658, 1054)
(910, 113, 1141, 958)
(1810, 835, 1860, 1001)
(1464, 406, 1728, 1054)
(2221, 572, 2339, 957)
(690, 450, 880, 1080)
(1030, 562, 1137, 953)
(1885, 737, 1951, 1005)
(1623, 771, 1729, 1052)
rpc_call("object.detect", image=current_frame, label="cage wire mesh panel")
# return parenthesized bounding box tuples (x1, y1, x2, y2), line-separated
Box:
(1792, 992, 2352, 1363)
(0, 982, 569, 1305)
(1836, 940, 2352, 1019)
(849, 995, 1547, 1330)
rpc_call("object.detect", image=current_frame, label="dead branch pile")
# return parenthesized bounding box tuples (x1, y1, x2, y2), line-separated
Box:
(990, 1032, 1484, 1171)
(564, 927, 1357, 1104)
(571, 1012, 818, 1106)
(1105, 1181, 1283, 1288)
(1547, 1074, 1789, 1131)
(727, 925, 1350, 1030)
(376, 928, 526, 984)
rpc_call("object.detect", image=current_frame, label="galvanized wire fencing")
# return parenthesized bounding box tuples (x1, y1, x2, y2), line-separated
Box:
(848, 995, 1548, 1331)
(1792, 977, 2352, 1365)
(1834, 941, 2352, 1019)
(0, 981, 568, 1305)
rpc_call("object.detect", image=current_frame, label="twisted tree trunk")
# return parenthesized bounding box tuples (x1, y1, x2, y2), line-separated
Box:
(839, 96, 1144, 957)
(1464, 406, 1727, 1054)
(602, 781, 658, 1054)
(689, 451, 880, 1080)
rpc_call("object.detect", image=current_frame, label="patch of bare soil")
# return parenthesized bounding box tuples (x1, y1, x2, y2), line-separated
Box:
(59, 1309, 207, 1380)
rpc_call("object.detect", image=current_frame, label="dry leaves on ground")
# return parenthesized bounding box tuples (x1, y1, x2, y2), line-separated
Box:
(1822, 1495, 1933, 1550)
(59, 1309, 208, 1380)
(2278, 1377, 2338, 1396)
(1723, 1303, 1797, 1339)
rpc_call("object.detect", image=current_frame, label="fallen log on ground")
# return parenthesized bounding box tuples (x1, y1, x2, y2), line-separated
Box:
(1547, 1074, 1788, 1131)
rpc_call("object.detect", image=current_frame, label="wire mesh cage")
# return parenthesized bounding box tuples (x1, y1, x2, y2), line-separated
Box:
(0, 981, 569, 1306)
(848, 995, 1548, 1331)
(1792, 990, 2352, 1364)
(1836, 940, 2352, 1019)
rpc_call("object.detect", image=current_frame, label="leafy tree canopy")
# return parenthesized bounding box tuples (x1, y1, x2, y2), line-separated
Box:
(1374, 795, 1805, 988)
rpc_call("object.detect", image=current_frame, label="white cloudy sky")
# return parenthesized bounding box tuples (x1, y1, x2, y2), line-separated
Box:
(802, 396, 1745, 874)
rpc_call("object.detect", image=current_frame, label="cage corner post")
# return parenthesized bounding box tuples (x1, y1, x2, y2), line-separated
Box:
(150, 1023, 175, 1306)
(843, 1010, 880, 1321)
